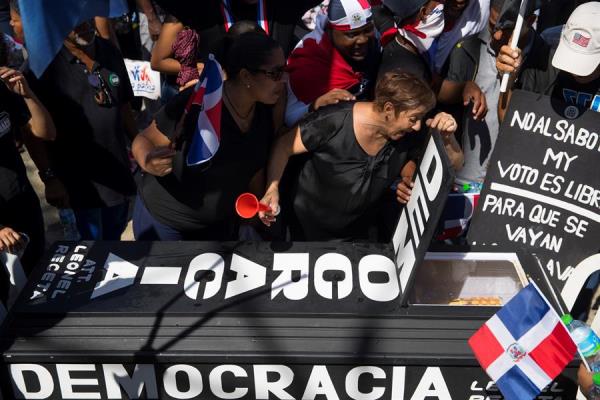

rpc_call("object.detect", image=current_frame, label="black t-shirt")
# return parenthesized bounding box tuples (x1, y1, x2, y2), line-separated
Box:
(139, 87, 273, 233)
(157, 0, 321, 58)
(291, 102, 418, 241)
(519, 49, 600, 118)
(378, 39, 432, 84)
(28, 38, 136, 208)
(0, 85, 31, 205)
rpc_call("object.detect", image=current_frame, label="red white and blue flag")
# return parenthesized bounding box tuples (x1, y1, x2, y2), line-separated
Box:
(437, 193, 480, 240)
(185, 54, 223, 166)
(468, 283, 577, 400)
(220, 0, 269, 34)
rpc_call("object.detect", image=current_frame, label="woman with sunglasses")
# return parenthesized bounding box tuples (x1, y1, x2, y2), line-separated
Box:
(132, 31, 286, 240)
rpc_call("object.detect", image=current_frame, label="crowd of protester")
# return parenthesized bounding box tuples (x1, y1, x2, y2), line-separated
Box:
(0, 0, 598, 265)
(0, 0, 599, 395)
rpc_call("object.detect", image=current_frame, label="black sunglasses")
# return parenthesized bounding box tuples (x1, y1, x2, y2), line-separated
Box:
(87, 72, 113, 107)
(250, 66, 286, 81)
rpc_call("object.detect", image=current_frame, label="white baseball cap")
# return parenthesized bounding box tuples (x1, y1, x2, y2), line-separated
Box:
(552, 2, 600, 77)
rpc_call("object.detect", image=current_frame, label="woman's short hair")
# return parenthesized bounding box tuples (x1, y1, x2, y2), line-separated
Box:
(374, 71, 436, 115)
(223, 31, 280, 81)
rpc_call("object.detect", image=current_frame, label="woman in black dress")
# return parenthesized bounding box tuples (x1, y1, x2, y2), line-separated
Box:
(131, 32, 286, 240)
(260, 71, 460, 241)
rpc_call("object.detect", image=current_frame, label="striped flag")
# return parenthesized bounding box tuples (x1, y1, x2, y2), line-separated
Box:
(437, 192, 480, 240)
(185, 54, 223, 166)
(469, 283, 577, 400)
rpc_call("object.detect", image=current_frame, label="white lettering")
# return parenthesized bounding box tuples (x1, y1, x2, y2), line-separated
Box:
(346, 366, 385, 400)
(209, 365, 248, 399)
(314, 253, 352, 299)
(163, 365, 203, 399)
(56, 364, 100, 399)
(253, 365, 294, 400)
(271, 253, 309, 300)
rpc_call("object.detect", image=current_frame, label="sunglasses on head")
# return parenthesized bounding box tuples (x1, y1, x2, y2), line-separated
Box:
(250, 65, 287, 81)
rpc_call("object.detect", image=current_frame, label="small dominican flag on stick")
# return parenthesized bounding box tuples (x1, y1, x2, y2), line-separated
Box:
(468, 283, 577, 400)
(185, 54, 223, 166)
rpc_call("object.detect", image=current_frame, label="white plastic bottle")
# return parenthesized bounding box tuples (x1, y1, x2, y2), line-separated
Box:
(562, 314, 600, 360)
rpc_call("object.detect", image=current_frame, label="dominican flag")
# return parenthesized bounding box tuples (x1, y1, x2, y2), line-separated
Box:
(185, 54, 223, 166)
(468, 284, 577, 400)
(437, 193, 480, 240)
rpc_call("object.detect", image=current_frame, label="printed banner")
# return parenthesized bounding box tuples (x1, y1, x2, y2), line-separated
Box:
(124, 59, 161, 100)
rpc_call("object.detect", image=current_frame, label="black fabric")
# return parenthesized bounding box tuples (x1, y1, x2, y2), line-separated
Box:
(0, 84, 31, 205)
(378, 39, 431, 83)
(139, 87, 273, 235)
(27, 38, 136, 209)
(0, 185, 45, 274)
(444, 34, 481, 83)
(519, 48, 600, 117)
(289, 102, 417, 241)
(155, 0, 322, 58)
(0, 0, 8, 24)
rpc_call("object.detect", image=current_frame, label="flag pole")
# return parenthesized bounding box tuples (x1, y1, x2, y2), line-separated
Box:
(500, 0, 529, 93)
(529, 278, 592, 371)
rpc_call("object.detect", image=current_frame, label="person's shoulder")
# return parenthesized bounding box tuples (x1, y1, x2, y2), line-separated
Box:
(316, 101, 354, 117)
(454, 34, 481, 57)
(299, 101, 353, 128)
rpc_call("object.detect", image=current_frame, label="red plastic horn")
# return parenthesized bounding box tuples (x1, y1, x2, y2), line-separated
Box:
(235, 193, 272, 219)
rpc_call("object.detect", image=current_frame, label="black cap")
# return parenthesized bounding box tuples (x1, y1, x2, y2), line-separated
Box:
(382, 0, 429, 20)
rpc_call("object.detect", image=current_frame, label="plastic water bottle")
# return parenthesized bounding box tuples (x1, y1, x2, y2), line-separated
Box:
(59, 209, 81, 241)
(562, 314, 600, 360)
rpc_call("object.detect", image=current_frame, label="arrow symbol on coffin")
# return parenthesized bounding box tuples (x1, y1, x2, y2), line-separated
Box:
(90, 253, 139, 299)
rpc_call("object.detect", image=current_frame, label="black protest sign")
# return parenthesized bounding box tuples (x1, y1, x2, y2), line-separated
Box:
(392, 131, 454, 305)
(469, 90, 600, 292)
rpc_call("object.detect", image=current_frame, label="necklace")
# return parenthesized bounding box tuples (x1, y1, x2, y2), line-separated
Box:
(224, 84, 255, 121)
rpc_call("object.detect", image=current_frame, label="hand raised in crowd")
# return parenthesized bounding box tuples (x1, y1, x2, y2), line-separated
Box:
(312, 88, 356, 111)
(426, 112, 458, 137)
(396, 176, 414, 205)
(0, 67, 33, 98)
(496, 45, 523, 76)
(0, 226, 25, 254)
(462, 81, 488, 121)
(258, 187, 280, 227)
(44, 178, 70, 209)
(142, 146, 176, 176)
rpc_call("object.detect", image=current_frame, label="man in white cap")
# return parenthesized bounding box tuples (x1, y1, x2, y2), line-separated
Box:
(497, 1, 600, 120)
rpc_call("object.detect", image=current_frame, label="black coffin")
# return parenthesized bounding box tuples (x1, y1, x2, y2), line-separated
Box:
(0, 241, 577, 399)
